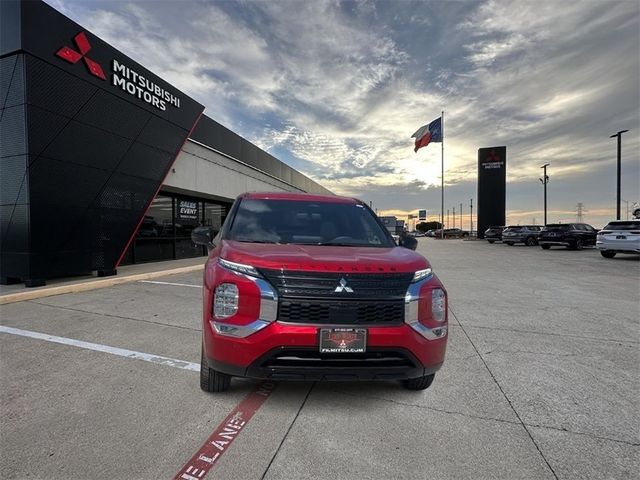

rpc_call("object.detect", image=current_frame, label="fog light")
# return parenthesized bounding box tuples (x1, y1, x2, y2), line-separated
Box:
(214, 283, 238, 318)
(432, 289, 446, 322)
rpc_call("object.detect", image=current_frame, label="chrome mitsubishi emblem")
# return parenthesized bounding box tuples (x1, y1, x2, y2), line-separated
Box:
(334, 277, 354, 293)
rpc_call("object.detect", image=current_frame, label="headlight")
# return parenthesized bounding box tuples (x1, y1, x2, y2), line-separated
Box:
(432, 288, 446, 322)
(213, 283, 239, 318)
(412, 268, 432, 282)
(219, 258, 261, 277)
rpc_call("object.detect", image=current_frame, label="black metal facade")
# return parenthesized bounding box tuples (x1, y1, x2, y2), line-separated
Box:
(1, 0, 329, 286)
(1, 1, 203, 285)
(477, 146, 507, 239)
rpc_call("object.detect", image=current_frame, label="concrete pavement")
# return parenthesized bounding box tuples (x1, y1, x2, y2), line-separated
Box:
(1, 239, 638, 479)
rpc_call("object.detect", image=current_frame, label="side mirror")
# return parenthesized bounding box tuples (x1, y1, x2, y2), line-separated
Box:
(191, 226, 216, 248)
(399, 232, 418, 251)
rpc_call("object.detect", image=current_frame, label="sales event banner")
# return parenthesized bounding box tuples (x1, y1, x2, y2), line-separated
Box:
(176, 199, 199, 224)
(477, 147, 506, 239)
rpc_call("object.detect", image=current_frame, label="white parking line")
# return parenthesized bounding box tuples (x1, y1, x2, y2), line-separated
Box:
(139, 280, 201, 288)
(0, 325, 199, 372)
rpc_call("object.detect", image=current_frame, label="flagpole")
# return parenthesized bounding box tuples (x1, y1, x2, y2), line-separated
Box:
(441, 110, 444, 239)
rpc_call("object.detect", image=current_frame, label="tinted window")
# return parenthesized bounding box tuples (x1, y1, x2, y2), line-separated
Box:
(604, 221, 640, 230)
(546, 224, 571, 231)
(228, 199, 394, 247)
(504, 226, 522, 232)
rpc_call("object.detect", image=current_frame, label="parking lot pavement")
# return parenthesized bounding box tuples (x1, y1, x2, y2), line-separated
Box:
(1, 241, 638, 479)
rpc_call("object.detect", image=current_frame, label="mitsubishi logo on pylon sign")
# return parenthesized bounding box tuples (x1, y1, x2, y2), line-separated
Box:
(56, 32, 106, 80)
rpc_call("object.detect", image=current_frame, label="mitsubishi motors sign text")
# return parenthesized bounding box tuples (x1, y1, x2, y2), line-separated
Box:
(112, 59, 181, 111)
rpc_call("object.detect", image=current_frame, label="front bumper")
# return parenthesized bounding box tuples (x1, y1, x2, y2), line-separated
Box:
(203, 321, 447, 380)
(208, 346, 440, 381)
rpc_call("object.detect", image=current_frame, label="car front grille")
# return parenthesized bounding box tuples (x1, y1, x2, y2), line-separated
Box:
(278, 299, 405, 325)
(258, 269, 414, 300)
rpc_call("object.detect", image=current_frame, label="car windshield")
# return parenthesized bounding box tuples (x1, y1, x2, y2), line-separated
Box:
(546, 224, 571, 231)
(227, 198, 394, 247)
(504, 226, 522, 231)
(603, 221, 640, 231)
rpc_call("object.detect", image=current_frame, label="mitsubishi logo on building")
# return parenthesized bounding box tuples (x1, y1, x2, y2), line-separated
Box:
(334, 278, 354, 293)
(56, 32, 106, 80)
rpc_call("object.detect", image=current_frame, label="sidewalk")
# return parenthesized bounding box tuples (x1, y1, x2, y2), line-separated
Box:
(0, 257, 206, 305)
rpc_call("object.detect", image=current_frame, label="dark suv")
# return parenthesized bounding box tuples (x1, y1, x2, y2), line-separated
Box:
(502, 225, 543, 246)
(539, 223, 598, 250)
(191, 192, 448, 392)
(484, 226, 504, 243)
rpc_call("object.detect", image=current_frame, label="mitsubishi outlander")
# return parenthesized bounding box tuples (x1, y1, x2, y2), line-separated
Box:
(192, 193, 448, 392)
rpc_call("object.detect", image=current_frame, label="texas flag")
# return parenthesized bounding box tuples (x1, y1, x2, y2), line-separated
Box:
(411, 117, 442, 152)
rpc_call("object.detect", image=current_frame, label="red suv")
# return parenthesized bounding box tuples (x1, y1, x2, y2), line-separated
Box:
(192, 193, 448, 392)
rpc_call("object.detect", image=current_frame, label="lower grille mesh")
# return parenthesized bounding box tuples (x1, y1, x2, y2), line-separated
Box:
(278, 300, 404, 325)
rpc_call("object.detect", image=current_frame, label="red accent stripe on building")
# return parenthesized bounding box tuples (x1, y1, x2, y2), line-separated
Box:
(173, 382, 277, 480)
(115, 111, 203, 268)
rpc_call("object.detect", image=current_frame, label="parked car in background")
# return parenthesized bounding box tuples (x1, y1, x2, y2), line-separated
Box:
(502, 225, 543, 246)
(484, 226, 505, 243)
(538, 223, 598, 250)
(596, 220, 640, 258)
(434, 228, 469, 239)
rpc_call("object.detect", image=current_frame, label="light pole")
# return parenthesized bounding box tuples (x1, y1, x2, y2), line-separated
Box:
(610, 130, 629, 220)
(453, 207, 456, 228)
(470, 198, 473, 234)
(539, 164, 550, 225)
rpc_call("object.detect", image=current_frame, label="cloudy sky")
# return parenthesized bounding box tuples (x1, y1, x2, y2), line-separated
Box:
(48, 0, 639, 227)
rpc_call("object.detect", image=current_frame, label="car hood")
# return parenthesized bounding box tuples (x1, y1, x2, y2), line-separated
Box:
(218, 240, 429, 273)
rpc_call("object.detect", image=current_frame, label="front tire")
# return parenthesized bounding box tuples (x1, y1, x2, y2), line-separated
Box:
(600, 250, 616, 258)
(488, 240, 495, 244)
(200, 346, 231, 393)
(403, 373, 435, 391)
(505, 242, 514, 246)
(526, 237, 537, 246)
(541, 244, 551, 249)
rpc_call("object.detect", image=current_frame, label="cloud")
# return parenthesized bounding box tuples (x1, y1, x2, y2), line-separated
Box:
(45, 0, 639, 229)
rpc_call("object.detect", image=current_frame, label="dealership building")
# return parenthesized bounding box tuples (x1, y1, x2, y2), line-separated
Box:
(0, 0, 330, 287)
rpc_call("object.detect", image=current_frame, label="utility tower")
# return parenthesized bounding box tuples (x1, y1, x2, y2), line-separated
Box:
(575, 203, 586, 222)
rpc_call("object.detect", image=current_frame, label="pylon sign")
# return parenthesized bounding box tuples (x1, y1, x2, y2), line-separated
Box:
(477, 147, 506, 239)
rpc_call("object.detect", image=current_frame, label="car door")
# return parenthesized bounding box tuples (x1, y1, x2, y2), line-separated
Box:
(575, 224, 590, 244)
(568, 224, 580, 243)
(584, 224, 597, 245)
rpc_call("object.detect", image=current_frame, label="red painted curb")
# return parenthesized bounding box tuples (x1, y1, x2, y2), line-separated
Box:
(174, 382, 277, 479)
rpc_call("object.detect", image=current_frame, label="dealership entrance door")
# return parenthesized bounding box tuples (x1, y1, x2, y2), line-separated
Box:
(120, 192, 231, 265)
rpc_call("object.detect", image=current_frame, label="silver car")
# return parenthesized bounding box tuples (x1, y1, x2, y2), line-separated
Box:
(596, 220, 640, 258)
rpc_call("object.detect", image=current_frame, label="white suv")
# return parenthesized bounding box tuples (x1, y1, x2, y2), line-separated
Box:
(596, 220, 640, 258)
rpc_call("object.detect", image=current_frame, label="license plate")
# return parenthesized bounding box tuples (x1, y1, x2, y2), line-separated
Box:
(616, 235, 626, 239)
(319, 328, 366, 353)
